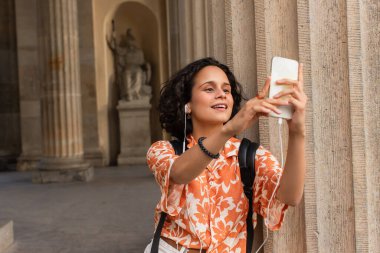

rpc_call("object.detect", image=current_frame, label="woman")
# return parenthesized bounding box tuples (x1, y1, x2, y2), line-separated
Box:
(145, 57, 307, 252)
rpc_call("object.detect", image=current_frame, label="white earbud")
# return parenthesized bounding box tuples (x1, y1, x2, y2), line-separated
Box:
(183, 104, 189, 153)
(185, 104, 190, 114)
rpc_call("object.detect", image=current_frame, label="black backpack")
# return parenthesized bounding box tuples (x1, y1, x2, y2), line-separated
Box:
(150, 138, 260, 253)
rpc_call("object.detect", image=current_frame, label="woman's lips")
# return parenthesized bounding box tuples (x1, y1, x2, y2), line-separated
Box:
(211, 105, 228, 111)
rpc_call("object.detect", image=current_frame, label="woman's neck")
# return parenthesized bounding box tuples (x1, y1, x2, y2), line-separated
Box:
(191, 122, 224, 141)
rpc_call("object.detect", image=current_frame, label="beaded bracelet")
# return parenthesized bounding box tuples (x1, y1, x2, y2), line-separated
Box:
(197, 137, 220, 159)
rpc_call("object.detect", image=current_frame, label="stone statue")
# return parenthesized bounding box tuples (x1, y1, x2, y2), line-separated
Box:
(107, 23, 152, 101)
(106, 20, 125, 99)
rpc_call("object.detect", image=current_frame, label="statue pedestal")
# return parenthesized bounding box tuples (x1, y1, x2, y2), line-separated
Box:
(117, 99, 151, 166)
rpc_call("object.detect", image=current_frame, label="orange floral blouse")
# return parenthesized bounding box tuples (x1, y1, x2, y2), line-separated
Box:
(146, 135, 288, 252)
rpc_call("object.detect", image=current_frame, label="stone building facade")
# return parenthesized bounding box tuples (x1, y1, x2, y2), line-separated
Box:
(0, 0, 379, 252)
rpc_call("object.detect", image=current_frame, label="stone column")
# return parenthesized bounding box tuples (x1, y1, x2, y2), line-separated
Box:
(309, 0, 355, 252)
(225, 0, 259, 142)
(297, 1, 318, 252)
(33, 0, 93, 183)
(166, 0, 181, 76)
(346, 0, 380, 251)
(206, 0, 227, 64)
(176, 0, 209, 67)
(253, 1, 308, 252)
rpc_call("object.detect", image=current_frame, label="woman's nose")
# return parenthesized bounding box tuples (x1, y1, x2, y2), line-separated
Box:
(215, 88, 226, 98)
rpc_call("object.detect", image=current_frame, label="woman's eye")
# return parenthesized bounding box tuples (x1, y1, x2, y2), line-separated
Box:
(224, 89, 231, 93)
(205, 88, 214, 92)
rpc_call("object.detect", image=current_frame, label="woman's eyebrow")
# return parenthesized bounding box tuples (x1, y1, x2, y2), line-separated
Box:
(200, 81, 231, 87)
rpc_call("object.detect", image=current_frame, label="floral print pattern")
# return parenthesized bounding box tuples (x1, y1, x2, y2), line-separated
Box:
(146, 135, 288, 252)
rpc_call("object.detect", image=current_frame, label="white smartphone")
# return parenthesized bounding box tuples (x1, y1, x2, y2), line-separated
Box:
(268, 56, 299, 120)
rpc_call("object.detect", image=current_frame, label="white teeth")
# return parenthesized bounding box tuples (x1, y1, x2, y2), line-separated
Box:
(212, 104, 227, 109)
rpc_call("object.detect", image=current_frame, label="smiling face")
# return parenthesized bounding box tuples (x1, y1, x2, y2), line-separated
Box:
(188, 65, 234, 127)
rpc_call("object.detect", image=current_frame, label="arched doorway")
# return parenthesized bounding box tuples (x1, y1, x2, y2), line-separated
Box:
(93, 0, 168, 165)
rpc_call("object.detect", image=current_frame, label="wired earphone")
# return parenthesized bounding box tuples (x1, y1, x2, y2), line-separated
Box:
(183, 104, 190, 153)
(183, 104, 205, 253)
(255, 117, 284, 253)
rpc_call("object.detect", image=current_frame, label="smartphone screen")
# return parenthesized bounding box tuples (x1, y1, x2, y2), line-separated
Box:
(269, 56, 299, 119)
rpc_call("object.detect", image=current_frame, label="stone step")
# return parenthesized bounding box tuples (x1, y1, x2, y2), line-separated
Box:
(0, 220, 13, 253)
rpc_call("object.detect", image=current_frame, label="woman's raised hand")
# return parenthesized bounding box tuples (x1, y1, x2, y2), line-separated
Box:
(222, 76, 290, 136)
(274, 63, 307, 135)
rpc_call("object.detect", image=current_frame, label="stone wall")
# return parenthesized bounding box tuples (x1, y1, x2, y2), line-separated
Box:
(15, 0, 42, 171)
(166, 0, 380, 252)
(78, 0, 105, 167)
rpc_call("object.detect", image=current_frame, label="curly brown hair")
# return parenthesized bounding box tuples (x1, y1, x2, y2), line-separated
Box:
(159, 57, 246, 140)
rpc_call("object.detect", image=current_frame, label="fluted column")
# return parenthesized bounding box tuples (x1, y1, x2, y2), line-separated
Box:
(347, 0, 380, 251)
(33, 0, 93, 183)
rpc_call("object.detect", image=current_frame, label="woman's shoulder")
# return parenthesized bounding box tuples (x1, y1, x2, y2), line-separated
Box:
(146, 140, 178, 168)
(147, 140, 175, 156)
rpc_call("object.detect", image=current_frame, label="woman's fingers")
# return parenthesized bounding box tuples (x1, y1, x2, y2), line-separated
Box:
(253, 101, 281, 114)
(257, 76, 271, 98)
(244, 65, 306, 126)
(272, 63, 307, 113)
(289, 97, 305, 110)
(246, 97, 288, 116)
(275, 79, 302, 92)
(255, 107, 272, 115)
(263, 101, 281, 114)
(263, 76, 271, 96)
(273, 88, 301, 100)
(273, 90, 307, 111)
(276, 63, 304, 92)
(266, 98, 289, 106)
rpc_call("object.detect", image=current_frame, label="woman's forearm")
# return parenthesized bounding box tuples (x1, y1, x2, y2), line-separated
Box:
(276, 131, 306, 206)
(170, 127, 232, 184)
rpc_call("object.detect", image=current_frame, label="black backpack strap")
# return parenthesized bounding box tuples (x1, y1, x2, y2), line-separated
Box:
(151, 212, 167, 252)
(150, 139, 184, 253)
(238, 138, 260, 253)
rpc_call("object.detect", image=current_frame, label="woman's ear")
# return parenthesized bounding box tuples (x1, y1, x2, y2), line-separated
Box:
(185, 103, 191, 114)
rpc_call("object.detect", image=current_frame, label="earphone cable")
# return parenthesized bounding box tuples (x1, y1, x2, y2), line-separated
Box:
(255, 117, 284, 253)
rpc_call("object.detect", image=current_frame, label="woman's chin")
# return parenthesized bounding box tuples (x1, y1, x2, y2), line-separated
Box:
(205, 116, 230, 125)
(193, 110, 232, 126)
